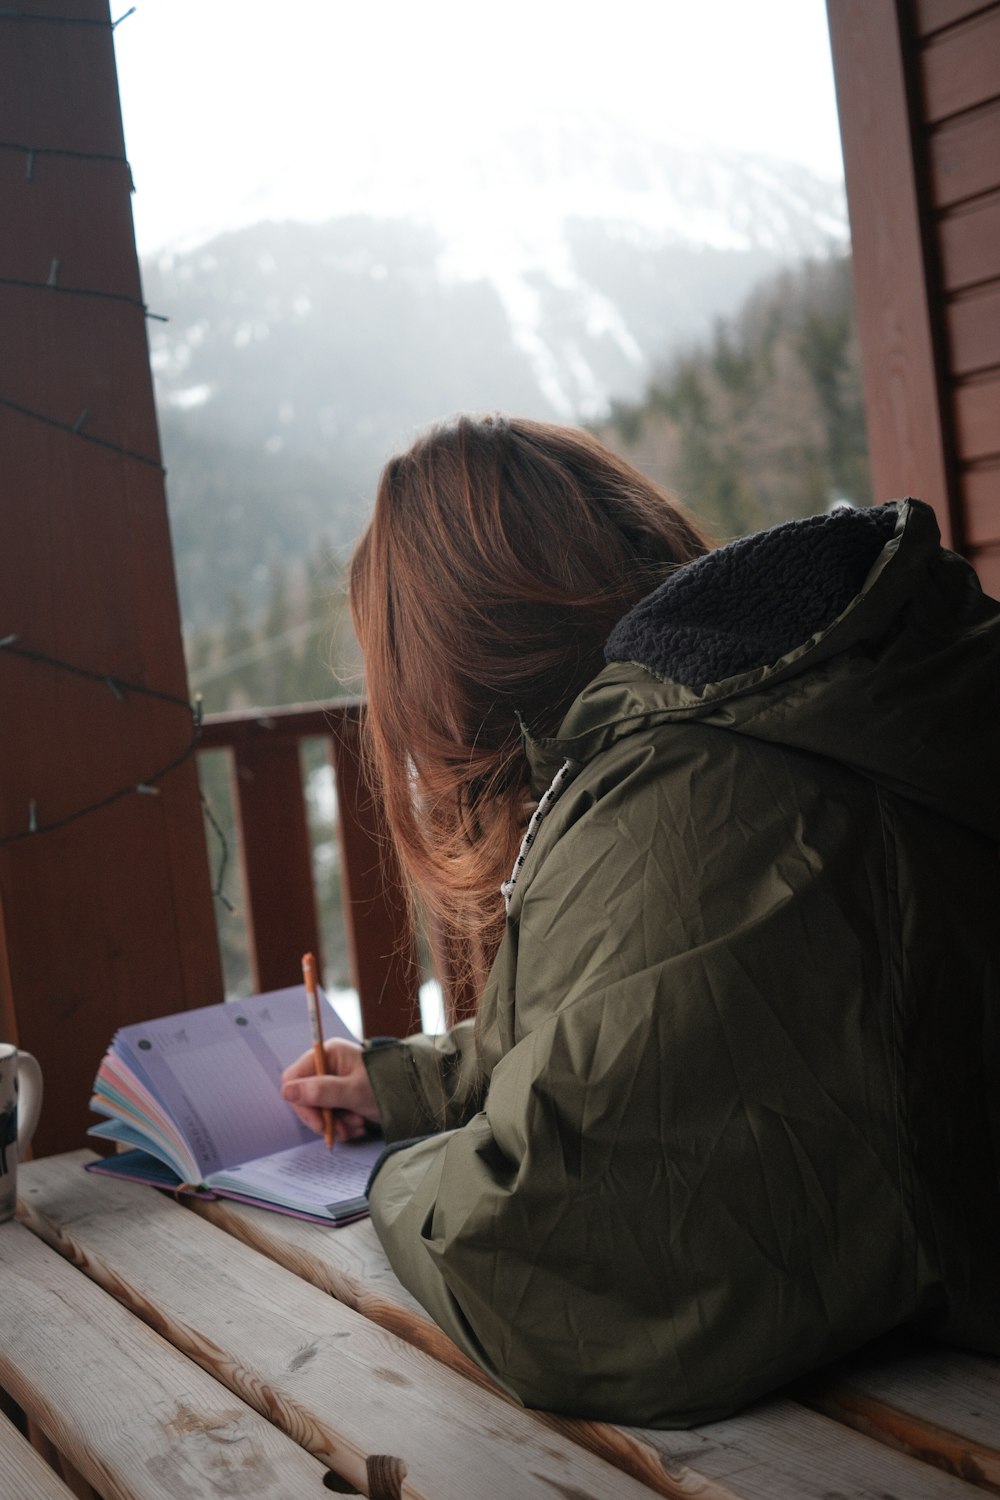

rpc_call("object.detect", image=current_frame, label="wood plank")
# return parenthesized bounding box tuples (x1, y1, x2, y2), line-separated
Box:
(930, 98, 1000, 208)
(938, 192, 1000, 290)
(181, 1163, 986, 1500)
(921, 8, 1000, 122)
(915, 0, 999, 36)
(946, 283, 1000, 374)
(191, 1197, 464, 1365)
(0, 1220, 334, 1500)
(0, 1409, 77, 1500)
(17, 1155, 664, 1500)
(961, 460, 1000, 544)
(199, 701, 355, 751)
(632, 1400, 984, 1500)
(953, 375, 1000, 460)
(802, 1341, 1000, 1494)
(329, 709, 420, 1039)
(230, 735, 322, 993)
(825, 0, 959, 542)
(187, 1194, 692, 1497)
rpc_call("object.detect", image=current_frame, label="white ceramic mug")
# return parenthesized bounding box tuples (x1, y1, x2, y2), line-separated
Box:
(0, 1043, 43, 1224)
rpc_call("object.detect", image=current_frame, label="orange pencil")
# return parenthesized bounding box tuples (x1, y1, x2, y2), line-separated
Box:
(302, 952, 335, 1149)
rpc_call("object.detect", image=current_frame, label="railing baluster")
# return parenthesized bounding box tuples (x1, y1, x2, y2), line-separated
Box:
(199, 701, 421, 1037)
(328, 708, 420, 1039)
(229, 735, 322, 994)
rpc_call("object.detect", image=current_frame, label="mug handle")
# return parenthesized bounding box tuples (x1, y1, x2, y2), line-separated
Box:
(16, 1051, 43, 1152)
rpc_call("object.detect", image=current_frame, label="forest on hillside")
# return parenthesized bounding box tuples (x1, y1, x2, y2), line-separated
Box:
(596, 254, 869, 543)
(192, 251, 870, 996)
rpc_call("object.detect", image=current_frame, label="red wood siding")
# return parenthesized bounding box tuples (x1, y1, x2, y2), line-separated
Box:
(920, 8, 1000, 120)
(829, 0, 1000, 584)
(929, 99, 1000, 207)
(937, 191, 1000, 289)
(0, 0, 222, 1156)
(920, 0, 1000, 573)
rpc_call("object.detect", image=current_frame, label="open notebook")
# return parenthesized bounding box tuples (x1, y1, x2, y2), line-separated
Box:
(87, 985, 383, 1224)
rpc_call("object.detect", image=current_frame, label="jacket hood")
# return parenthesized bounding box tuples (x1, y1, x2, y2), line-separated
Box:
(525, 499, 1000, 842)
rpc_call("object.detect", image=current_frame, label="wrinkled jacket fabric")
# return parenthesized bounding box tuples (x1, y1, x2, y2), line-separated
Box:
(363, 499, 1000, 1428)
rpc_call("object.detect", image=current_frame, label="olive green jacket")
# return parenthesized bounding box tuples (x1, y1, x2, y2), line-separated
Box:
(364, 499, 1000, 1427)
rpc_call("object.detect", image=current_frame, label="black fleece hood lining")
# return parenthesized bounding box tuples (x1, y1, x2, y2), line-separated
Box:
(605, 506, 900, 690)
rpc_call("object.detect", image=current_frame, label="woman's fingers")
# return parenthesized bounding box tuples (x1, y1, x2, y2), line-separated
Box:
(281, 1037, 362, 1084)
(280, 1038, 380, 1136)
(280, 1072, 349, 1135)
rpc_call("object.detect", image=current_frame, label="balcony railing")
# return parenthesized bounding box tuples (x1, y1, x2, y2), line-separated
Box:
(198, 699, 427, 1040)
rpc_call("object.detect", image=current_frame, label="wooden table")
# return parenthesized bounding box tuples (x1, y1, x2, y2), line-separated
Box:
(1, 1152, 998, 1500)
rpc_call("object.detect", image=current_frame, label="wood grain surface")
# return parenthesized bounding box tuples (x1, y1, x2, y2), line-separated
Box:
(19, 1153, 992, 1500)
(185, 1156, 1000, 1499)
(803, 1340, 1000, 1494)
(0, 1219, 335, 1500)
(17, 1155, 664, 1500)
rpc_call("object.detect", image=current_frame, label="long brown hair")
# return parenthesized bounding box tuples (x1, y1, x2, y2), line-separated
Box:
(349, 414, 709, 988)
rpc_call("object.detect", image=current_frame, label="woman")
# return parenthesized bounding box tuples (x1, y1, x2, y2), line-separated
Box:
(282, 414, 1000, 1427)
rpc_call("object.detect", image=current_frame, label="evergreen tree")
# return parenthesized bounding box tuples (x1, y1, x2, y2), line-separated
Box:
(599, 255, 871, 541)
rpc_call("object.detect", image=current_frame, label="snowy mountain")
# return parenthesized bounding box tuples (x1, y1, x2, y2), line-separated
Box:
(143, 113, 849, 625)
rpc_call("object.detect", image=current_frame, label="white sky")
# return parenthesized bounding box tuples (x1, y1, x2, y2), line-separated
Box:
(112, 0, 845, 257)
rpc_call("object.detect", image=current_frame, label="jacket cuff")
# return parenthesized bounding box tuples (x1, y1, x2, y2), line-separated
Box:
(364, 1134, 432, 1193)
(363, 1037, 449, 1143)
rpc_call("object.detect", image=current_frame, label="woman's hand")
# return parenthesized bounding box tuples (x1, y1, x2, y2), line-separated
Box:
(281, 1039, 381, 1143)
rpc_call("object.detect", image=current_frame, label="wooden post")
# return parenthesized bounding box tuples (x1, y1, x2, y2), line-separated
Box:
(230, 736, 323, 994)
(826, 0, 961, 545)
(0, 0, 222, 1156)
(329, 708, 420, 1038)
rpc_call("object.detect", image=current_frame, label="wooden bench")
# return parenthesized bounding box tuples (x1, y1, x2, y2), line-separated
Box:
(2, 1151, 997, 1500)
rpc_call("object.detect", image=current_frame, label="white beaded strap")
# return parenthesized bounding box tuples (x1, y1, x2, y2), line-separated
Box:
(501, 758, 575, 912)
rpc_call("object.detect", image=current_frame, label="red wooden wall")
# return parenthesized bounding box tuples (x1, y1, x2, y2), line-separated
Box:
(828, 0, 1000, 594)
(0, 0, 222, 1156)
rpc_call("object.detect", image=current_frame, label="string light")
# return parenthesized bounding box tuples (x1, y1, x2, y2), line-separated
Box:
(201, 794, 237, 914)
(0, 272, 167, 321)
(0, 8, 134, 28)
(0, 635, 202, 845)
(0, 123, 159, 463)
(1, 5, 229, 911)
(0, 394, 165, 470)
(0, 640, 236, 909)
(0, 139, 134, 190)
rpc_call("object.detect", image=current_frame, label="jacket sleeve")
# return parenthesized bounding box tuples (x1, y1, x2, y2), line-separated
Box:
(363, 1020, 482, 1143)
(366, 732, 915, 1427)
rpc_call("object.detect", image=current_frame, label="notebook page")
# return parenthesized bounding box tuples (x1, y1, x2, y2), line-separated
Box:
(209, 1134, 383, 1213)
(113, 987, 357, 1177)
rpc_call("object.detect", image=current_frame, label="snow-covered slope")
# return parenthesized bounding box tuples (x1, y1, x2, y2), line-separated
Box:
(149, 110, 847, 420)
